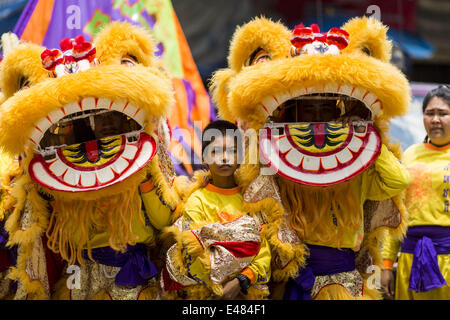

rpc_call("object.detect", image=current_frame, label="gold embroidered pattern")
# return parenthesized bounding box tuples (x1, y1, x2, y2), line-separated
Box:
(196, 215, 261, 245)
(311, 269, 363, 299)
(67, 261, 152, 300)
(355, 246, 373, 274)
(165, 245, 197, 287)
(244, 175, 282, 204)
(156, 142, 176, 185)
(277, 218, 302, 246)
(20, 199, 33, 230)
(363, 199, 402, 233)
(0, 271, 13, 299)
(166, 215, 262, 289)
(25, 237, 50, 298)
(210, 246, 253, 284)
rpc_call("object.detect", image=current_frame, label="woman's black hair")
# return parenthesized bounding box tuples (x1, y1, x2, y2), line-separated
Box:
(422, 85, 450, 143)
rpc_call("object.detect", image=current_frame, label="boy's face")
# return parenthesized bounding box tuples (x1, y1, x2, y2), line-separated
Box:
(204, 135, 239, 177)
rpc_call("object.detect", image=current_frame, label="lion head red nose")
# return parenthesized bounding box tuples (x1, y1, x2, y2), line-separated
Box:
(290, 23, 349, 57)
(41, 35, 97, 77)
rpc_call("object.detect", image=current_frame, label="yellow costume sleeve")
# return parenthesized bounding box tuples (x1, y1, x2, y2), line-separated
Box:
(381, 231, 401, 269)
(178, 191, 212, 255)
(181, 193, 207, 230)
(140, 179, 173, 231)
(363, 144, 411, 201)
(244, 236, 271, 285)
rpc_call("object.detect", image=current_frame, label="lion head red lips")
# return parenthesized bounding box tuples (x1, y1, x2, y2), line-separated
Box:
(28, 96, 156, 192)
(260, 122, 381, 186)
(0, 23, 174, 195)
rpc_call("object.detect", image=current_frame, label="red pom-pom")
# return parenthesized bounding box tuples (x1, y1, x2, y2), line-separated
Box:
(291, 26, 314, 49)
(326, 28, 350, 50)
(293, 23, 305, 30)
(60, 38, 73, 52)
(41, 49, 62, 70)
(73, 36, 92, 53)
(310, 24, 320, 33)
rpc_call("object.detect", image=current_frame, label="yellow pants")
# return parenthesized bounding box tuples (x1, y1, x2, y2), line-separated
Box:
(395, 252, 450, 300)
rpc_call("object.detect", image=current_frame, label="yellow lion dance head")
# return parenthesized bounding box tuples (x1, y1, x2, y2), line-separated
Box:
(211, 16, 411, 296)
(0, 22, 179, 271)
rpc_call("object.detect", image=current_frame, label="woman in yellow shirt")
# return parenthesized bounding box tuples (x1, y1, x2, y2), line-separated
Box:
(382, 85, 450, 300)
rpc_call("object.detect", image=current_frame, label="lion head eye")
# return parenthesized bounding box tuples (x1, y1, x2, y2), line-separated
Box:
(246, 48, 271, 66)
(361, 46, 371, 56)
(121, 54, 138, 66)
(18, 76, 30, 91)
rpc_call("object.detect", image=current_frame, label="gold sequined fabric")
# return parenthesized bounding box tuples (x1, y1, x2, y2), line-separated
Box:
(277, 218, 302, 246)
(311, 269, 363, 299)
(210, 246, 254, 284)
(25, 237, 50, 298)
(195, 215, 261, 245)
(20, 199, 33, 230)
(66, 260, 154, 300)
(363, 199, 402, 233)
(243, 175, 302, 245)
(354, 246, 374, 275)
(243, 175, 282, 204)
(17, 199, 51, 299)
(165, 245, 197, 287)
(165, 215, 262, 287)
(156, 142, 176, 185)
(243, 174, 302, 269)
(0, 271, 13, 299)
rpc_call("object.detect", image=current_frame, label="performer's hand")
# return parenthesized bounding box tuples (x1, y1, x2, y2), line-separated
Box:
(221, 278, 241, 300)
(381, 269, 395, 300)
(336, 115, 366, 133)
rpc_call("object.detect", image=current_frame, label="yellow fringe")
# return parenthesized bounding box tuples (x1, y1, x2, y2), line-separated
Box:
(147, 155, 181, 211)
(8, 268, 47, 300)
(3, 143, 180, 299)
(160, 226, 187, 276)
(46, 184, 142, 265)
(243, 197, 307, 282)
(180, 230, 204, 257)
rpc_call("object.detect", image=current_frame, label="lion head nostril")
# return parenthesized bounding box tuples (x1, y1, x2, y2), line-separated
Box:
(290, 46, 301, 57)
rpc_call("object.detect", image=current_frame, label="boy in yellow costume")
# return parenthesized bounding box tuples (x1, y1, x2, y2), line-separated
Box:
(0, 22, 182, 300)
(382, 86, 450, 300)
(210, 17, 412, 299)
(162, 120, 271, 299)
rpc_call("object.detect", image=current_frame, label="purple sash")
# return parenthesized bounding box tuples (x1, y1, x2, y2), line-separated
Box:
(83, 244, 158, 286)
(0, 220, 17, 266)
(400, 226, 450, 292)
(0, 220, 18, 293)
(0, 222, 8, 249)
(284, 245, 356, 300)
